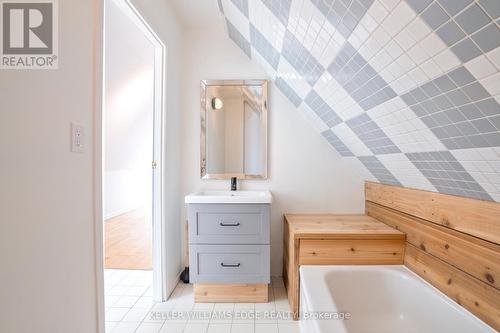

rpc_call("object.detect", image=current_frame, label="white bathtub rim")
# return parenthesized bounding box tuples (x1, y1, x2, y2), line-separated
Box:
(299, 265, 496, 333)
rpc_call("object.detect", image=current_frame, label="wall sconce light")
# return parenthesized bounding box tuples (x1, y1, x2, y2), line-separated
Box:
(211, 97, 223, 110)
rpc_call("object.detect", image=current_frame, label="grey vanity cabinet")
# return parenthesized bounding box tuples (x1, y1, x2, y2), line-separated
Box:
(188, 204, 270, 284)
(189, 244, 270, 283)
(188, 204, 270, 244)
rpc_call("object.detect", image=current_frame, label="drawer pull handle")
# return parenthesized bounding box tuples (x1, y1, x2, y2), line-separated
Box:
(220, 262, 241, 267)
(219, 222, 240, 227)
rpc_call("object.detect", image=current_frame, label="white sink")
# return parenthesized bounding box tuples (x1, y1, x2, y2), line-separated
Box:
(185, 190, 272, 204)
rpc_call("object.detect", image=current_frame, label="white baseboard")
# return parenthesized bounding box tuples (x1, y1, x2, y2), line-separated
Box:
(104, 206, 141, 220)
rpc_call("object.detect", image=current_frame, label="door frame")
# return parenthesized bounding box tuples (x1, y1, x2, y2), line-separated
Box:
(94, 0, 167, 331)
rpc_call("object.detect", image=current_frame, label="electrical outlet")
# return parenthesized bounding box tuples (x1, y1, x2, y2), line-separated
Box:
(71, 122, 84, 153)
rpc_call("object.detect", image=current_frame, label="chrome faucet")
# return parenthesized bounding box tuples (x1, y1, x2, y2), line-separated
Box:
(231, 177, 237, 191)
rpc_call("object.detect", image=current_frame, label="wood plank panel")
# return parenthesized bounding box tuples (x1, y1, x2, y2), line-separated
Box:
(283, 214, 405, 320)
(365, 181, 500, 244)
(284, 213, 404, 240)
(283, 217, 300, 319)
(367, 201, 500, 289)
(282, 216, 290, 292)
(193, 283, 268, 302)
(299, 239, 404, 265)
(405, 244, 500, 330)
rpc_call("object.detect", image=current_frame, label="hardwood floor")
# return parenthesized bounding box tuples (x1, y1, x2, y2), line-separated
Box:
(104, 208, 152, 270)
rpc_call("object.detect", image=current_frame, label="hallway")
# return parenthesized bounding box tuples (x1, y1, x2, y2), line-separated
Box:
(105, 209, 152, 270)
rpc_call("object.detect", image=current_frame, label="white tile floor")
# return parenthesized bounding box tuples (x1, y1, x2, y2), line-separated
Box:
(105, 269, 299, 333)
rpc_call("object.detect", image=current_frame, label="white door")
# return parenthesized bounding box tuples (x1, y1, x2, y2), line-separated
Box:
(106, 0, 168, 302)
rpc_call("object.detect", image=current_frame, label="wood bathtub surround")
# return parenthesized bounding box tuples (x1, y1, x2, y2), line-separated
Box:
(299, 239, 404, 265)
(283, 214, 405, 319)
(365, 181, 500, 244)
(405, 244, 500, 329)
(365, 181, 500, 331)
(366, 201, 500, 289)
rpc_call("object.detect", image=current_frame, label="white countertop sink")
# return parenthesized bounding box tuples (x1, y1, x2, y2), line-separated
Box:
(185, 190, 272, 204)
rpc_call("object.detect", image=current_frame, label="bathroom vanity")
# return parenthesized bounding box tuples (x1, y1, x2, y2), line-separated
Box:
(186, 79, 271, 302)
(185, 191, 272, 302)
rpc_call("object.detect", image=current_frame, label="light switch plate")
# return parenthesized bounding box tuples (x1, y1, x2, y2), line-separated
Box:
(71, 122, 84, 153)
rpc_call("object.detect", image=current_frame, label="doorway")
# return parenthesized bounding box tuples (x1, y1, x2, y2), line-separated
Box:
(102, 0, 166, 321)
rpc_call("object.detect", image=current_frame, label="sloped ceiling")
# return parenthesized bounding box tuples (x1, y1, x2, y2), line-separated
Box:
(218, 0, 500, 202)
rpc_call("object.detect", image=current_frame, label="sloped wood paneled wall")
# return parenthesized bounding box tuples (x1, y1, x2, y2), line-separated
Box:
(365, 181, 500, 330)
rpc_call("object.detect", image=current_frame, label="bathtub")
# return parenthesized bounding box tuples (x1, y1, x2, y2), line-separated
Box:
(299, 265, 496, 333)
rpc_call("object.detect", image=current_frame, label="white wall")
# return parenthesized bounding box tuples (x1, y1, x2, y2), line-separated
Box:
(0, 1, 99, 332)
(104, 0, 154, 219)
(181, 27, 366, 276)
(0, 0, 185, 332)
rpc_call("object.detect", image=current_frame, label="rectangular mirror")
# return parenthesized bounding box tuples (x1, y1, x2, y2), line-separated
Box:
(201, 80, 268, 179)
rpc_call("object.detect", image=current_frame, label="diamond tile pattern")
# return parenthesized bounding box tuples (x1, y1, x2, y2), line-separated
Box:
(401, 66, 500, 149)
(346, 113, 401, 154)
(358, 156, 401, 186)
(305, 90, 342, 127)
(250, 24, 281, 69)
(328, 42, 397, 111)
(220, 0, 500, 202)
(275, 77, 302, 107)
(281, 30, 325, 86)
(230, 0, 249, 18)
(406, 151, 492, 200)
(415, 0, 500, 63)
(322, 129, 354, 156)
(311, 0, 375, 39)
(261, 0, 292, 26)
(225, 18, 251, 57)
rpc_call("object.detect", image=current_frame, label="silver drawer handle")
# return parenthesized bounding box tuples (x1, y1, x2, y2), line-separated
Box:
(219, 222, 240, 227)
(220, 262, 241, 267)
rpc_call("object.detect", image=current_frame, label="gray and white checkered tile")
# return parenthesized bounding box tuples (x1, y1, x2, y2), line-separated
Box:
(276, 77, 302, 107)
(358, 155, 401, 186)
(219, 0, 500, 202)
(226, 18, 251, 57)
(328, 41, 398, 111)
(250, 24, 281, 69)
(401, 66, 500, 149)
(281, 30, 325, 86)
(231, 0, 249, 18)
(311, 0, 375, 39)
(346, 113, 401, 154)
(305, 90, 342, 127)
(406, 150, 493, 200)
(261, 0, 292, 26)
(322, 129, 355, 156)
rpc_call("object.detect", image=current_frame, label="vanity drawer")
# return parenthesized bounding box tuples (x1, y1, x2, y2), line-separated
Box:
(188, 204, 270, 244)
(189, 244, 270, 283)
